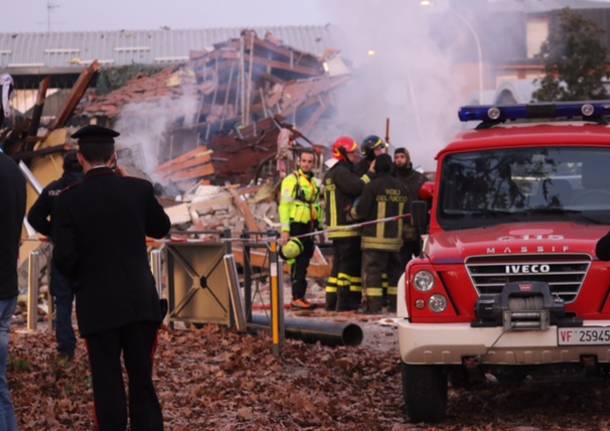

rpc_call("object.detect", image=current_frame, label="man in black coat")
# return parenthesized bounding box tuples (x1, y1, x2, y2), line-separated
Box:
(28, 151, 83, 359)
(0, 148, 25, 431)
(53, 125, 170, 431)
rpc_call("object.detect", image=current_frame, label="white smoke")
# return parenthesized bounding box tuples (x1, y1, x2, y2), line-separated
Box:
(114, 91, 199, 182)
(314, 0, 504, 171)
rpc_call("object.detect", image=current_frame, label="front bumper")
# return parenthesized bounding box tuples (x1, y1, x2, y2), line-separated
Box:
(398, 319, 610, 365)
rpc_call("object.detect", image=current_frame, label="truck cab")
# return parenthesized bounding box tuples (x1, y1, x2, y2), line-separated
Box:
(398, 102, 610, 422)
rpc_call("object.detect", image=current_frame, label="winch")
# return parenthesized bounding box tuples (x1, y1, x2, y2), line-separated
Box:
(472, 281, 582, 330)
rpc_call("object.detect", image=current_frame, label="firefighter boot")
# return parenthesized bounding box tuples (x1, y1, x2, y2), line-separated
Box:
(325, 277, 337, 311)
(382, 273, 389, 307)
(335, 283, 351, 312)
(388, 293, 397, 313)
(365, 296, 384, 314)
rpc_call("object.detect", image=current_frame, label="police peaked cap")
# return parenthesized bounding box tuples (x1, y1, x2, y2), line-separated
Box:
(71, 125, 120, 144)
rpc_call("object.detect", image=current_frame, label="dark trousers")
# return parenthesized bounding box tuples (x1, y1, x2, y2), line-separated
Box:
(289, 222, 315, 300)
(51, 265, 76, 357)
(399, 240, 420, 270)
(85, 322, 163, 431)
(334, 237, 362, 310)
(362, 249, 402, 300)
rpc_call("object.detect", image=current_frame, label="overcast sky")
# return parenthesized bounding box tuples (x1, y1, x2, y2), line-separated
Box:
(2, 0, 330, 33)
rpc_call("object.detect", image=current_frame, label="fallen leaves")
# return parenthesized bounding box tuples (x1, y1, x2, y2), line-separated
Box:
(7, 325, 610, 430)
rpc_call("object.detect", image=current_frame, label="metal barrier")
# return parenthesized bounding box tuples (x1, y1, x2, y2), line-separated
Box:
(27, 250, 41, 331)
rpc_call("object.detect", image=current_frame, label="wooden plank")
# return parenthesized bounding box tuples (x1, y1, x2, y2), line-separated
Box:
(166, 163, 214, 182)
(51, 61, 100, 130)
(157, 153, 212, 178)
(156, 147, 212, 174)
(228, 187, 260, 232)
(29, 77, 50, 139)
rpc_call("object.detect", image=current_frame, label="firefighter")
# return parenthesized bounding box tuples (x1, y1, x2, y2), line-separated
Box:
(354, 134, 388, 177)
(352, 154, 408, 313)
(323, 137, 369, 311)
(279, 148, 323, 310)
(393, 147, 427, 268)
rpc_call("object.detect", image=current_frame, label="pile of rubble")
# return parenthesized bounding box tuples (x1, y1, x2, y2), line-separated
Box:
(79, 29, 349, 185)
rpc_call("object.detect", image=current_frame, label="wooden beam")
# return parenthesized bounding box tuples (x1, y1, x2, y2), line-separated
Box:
(228, 187, 260, 232)
(29, 76, 50, 139)
(51, 60, 101, 130)
(166, 163, 214, 182)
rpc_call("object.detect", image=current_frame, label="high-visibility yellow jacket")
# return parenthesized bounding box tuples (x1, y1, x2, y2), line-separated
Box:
(279, 169, 323, 232)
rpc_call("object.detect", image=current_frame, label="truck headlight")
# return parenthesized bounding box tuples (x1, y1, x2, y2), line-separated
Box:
(429, 294, 448, 313)
(413, 270, 435, 292)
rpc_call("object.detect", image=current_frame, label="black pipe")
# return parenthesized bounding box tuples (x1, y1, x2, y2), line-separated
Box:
(249, 314, 363, 347)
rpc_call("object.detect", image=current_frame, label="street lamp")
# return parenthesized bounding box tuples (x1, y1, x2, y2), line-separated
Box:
(420, 1, 486, 103)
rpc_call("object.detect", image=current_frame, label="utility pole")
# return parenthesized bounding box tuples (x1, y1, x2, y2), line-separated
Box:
(46, 0, 60, 32)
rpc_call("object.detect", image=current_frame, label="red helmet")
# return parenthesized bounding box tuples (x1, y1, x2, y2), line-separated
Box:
(332, 136, 359, 160)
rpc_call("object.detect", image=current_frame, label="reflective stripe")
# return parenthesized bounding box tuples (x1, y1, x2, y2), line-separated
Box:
(381, 274, 388, 280)
(350, 276, 362, 283)
(366, 287, 384, 297)
(330, 189, 337, 228)
(361, 237, 402, 251)
(382, 282, 389, 288)
(388, 287, 398, 295)
(361, 174, 370, 184)
(398, 202, 405, 239)
(376, 201, 386, 240)
(328, 229, 359, 239)
(326, 277, 337, 284)
(325, 287, 338, 293)
(338, 272, 350, 280)
(336, 279, 350, 287)
(349, 285, 363, 293)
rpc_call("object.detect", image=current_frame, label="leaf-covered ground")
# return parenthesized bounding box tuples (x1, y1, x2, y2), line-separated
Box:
(8, 325, 610, 430)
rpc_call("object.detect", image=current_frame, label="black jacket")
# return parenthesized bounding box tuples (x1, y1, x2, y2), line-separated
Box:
(0, 153, 25, 299)
(53, 168, 170, 336)
(323, 160, 367, 239)
(393, 166, 426, 203)
(352, 172, 408, 252)
(27, 171, 83, 239)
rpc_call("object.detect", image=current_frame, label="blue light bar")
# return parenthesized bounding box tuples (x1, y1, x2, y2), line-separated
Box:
(458, 101, 610, 123)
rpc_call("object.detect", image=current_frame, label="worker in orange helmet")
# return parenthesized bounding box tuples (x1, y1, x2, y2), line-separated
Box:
(322, 137, 371, 311)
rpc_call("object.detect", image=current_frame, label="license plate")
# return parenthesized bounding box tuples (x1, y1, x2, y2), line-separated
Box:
(557, 327, 610, 346)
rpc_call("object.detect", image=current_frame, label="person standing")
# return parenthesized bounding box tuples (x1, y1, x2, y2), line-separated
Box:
(279, 149, 323, 310)
(27, 151, 83, 360)
(352, 154, 408, 313)
(53, 125, 170, 431)
(393, 147, 426, 267)
(0, 147, 25, 431)
(323, 137, 368, 311)
(354, 134, 388, 177)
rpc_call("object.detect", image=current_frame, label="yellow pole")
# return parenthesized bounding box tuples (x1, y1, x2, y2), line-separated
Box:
(270, 240, 281, 356)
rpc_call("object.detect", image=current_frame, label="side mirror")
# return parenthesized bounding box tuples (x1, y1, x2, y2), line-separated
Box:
(410, 200, 429, 235)
(418, 181, 434, 201)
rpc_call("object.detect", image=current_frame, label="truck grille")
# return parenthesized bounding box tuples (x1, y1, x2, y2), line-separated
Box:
(465, 254, 591, 303)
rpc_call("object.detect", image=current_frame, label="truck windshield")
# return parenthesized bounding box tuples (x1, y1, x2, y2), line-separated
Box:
(438, 147, 610, 230)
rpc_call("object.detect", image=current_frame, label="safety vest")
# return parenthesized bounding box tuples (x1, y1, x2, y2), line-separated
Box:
(279, 169, 322, 232)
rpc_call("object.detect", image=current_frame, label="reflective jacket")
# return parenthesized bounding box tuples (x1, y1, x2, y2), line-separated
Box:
(351, 172, 408, 251)
(323, 160, 368, 239)
(279, 169, 322, 232)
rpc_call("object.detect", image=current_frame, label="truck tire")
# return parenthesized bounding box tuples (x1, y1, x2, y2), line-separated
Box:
(402, 363, 448, 422)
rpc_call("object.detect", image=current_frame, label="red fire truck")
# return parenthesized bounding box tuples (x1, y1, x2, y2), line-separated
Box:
(397, 102, 610, 422)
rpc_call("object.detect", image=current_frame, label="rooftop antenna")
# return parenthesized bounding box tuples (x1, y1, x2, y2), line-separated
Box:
(46, 0, 60, 32)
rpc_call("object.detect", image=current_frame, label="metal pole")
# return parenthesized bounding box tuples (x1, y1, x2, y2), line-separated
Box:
(242, 228, 253, 323)
(150, 248, 164, 297)
(269, 239, 282, 356)
(452, 11, 485, 104)
(27, 250, 41, 331)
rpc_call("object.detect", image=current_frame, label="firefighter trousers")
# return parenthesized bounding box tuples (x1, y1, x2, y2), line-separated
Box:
(325, 237, 362, 311)
(289, 222, 315, 300)
(362, 249, 402, 312)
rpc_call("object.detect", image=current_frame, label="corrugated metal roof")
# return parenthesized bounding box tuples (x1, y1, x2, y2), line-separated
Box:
(0, 25, 335, 70)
